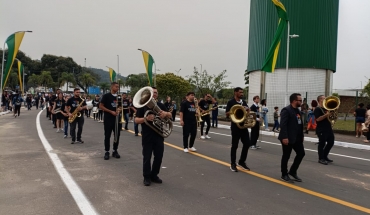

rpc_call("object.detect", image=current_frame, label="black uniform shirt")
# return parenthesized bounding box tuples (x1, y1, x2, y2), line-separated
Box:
(100, 93, 118, 120)
(198, 99, 212, 111)
(136, 102, 168, 140)
(314, 107, 333, 134)
(66, 97, 87, 114)
(180, 100, 197, 125)
(122, 99, 130, 114)
(226, 98, 249, 130)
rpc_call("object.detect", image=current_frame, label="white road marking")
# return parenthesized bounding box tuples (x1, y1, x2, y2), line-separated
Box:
(172, 119, 370, 151)
(36, 110, 99, 215)
(172, 125, 370, 162)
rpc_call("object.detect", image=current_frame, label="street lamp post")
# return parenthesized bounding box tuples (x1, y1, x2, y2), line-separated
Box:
(284, 22, 299, 106)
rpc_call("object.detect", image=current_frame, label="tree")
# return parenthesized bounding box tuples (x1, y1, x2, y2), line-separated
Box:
(125, 73, 149, 93)
(6, 71, 19, 90)
(187, 67, 231, 97)
(59, 72, 76, 90)
(79, 72, 96, 94)
(156, 73, 192, 101)
(39, 71, 54, 89)
(28, 74, 41, 87)
(99, 82, 110, 94)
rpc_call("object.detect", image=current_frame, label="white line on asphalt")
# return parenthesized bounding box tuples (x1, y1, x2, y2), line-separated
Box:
(173, 125, 370, 162)
(36, 110, 99, 215)
(173, 118, 370, 151)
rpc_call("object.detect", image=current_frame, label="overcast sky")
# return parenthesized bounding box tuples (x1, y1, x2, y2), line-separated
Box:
(1, 0, 369, 90)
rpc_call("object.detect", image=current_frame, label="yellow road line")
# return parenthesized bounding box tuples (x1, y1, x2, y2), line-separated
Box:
(125, 130, 370, 214)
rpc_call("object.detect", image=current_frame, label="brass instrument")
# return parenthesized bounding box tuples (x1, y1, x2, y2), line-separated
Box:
(133, 86, 173, 138)
(322, 96, 340, 127)
(54, 108, 62, 114)
(201, 106, 217, 117)
(117, 95, 126, 124)
(194, 98, 203, 124)
(115, 95, 122, 142)
(259, 105, 265, 128)
(229, 105, 257, 129)
(68, 97, 85, 123)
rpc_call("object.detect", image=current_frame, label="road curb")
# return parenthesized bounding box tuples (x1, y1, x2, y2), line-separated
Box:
(175, 117, 370, 151)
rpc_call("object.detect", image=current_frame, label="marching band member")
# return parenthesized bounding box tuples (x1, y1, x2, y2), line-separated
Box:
(92, 95, 100, 121)
(52, 92, 65, 133)
(135, 87, 171, 186)
(180, 92, 197, 153)
(61, 95, 70, 138)
(99, 82, 122, 160)
(198, 94, 215, 139)
(250, 95, 261, 149)
(226, 87, 251, 172)
(314, 95, 335, 165)
(121, 93, 130, 130)
(65, 88, 87, 144)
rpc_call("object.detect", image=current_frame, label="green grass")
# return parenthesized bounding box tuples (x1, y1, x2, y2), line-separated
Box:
(333, 119, 356, 131)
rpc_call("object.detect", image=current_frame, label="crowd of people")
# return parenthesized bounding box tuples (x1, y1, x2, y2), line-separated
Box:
(1, 85, 370, 186)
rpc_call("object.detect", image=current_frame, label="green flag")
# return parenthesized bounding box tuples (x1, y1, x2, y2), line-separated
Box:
(108, 67, 116, 82)
(261, 0, 289, 73)
(139, 50, 154, 86)
(2, 32, 25, 89)
(17, 60, 24, 93)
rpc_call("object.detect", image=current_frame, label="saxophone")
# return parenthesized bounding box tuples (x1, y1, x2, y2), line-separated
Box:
(68, 97, 85, 123)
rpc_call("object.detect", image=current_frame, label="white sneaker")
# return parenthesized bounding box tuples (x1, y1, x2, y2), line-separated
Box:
(189, 147, 197, 152)
(184, 148, 189, 153)
(265, 129, 270, 131)
(56, 129, 60, 133)
(63, 135, 67, 138)
(250, 145, 256, 150)
(205, 135, 211, 139)
(200, 135, 206, 139)
(61, 128, 64, 131)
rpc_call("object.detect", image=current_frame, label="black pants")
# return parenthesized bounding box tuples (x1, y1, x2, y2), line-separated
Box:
(142, 135, 164, 179)
(212, 112, 218, 127)
(104, 117, 122, 151)
(98, 110, 103, 121)
(281, 141, 305, 175)
(367, 128, 370, 140)
(35, 100, 39, 109)
(70, 116, 84, 141)
(14, 105, 21, 116)
(172, 110, 176, 121)
(52, 114, 57, 127)
(200, 115, 211, 135)
(317, 131, 335, 160)
(231, 127, 250, 164)
(250, 121, 260, 146)
(183, 122, 197, 148)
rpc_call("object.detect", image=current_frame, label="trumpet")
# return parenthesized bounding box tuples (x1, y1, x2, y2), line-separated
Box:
(229, 105, 256, 129)
(322, 96, 340, 127)
(54, 108, 62, 114)
(133, 86, 173, 138)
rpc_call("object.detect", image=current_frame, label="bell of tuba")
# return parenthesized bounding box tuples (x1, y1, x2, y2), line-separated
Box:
(133, 86, 173, 138)
(323, 96, 340, 127)
(229, 105, 256, 129)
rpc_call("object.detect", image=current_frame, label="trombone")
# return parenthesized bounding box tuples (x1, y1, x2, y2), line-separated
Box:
(115, 95, 122, 143)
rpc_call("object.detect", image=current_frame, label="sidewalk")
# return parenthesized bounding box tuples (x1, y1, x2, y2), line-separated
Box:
(175, 117, 370, 151)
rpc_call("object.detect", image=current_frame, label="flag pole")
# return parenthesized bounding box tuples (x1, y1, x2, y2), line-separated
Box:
(285, 21, 290, 106)
(22, 65, 25, 95)
(1, 41, 5, 98)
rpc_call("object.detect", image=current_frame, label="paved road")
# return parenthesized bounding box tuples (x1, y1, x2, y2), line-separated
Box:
(0, 109, 369, 215)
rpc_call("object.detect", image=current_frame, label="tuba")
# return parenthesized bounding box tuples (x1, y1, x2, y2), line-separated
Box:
(229, 105, 257, 129)
(322, 96, 340, 127)
(133, 87, 173, 138)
